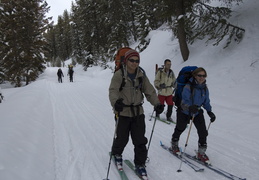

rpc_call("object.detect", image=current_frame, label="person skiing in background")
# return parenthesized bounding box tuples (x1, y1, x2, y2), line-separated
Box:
(170, 67, 216, 164)
(68, 65, 74, 82)
(154, 59, 176, 121)
(109, 49, 164, 178)
(0, 87, 3, 103)
(57, 68, 64, 83)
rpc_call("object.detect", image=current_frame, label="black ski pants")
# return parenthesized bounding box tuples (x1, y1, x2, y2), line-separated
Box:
(112, 114, 148, 166)
(69, 73, 73, 82)
(58, 75, 62, 83)
(172, 109, 208, 146)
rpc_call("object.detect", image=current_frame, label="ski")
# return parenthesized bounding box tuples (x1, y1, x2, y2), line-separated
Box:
(150, 116, 175, 124)
(124, 160, 148, 180)
(160, 141, 204, 172)
(183, 152, 246, 180)
(108, 152, 129, 180)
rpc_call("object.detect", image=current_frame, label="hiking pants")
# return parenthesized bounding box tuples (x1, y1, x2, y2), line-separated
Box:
(69, 74, 73, 82)
(157, 95, 174, 117)
(112, 114, 148, 165)
(58, 76, 62, 83)
(172, 109, 208, 146)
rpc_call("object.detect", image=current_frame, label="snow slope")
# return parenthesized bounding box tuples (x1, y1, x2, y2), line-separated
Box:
(0, 1, 259, 180)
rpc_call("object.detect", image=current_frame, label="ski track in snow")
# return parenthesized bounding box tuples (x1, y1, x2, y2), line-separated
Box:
(1, 65, 257, 180)
(33, 67, 254, 180)
(44, 68, 116, 180)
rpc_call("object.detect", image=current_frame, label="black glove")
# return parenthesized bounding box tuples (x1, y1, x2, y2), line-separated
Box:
(159, 83, 166, 89)
(114, 99, 124, 112)
(207, 111, 216, 122)
(155, 104, 164, 115)
(189, 105, 199, 114)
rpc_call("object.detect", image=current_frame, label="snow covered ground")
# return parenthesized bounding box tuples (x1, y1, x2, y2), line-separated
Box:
(0, 1, 259, 180)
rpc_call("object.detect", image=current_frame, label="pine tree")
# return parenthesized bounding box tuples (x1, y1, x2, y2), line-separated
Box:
(0, 0, 50, 86)
(71, 0, 96, 68)
(44, 25, 58, 64)
(62, 10, 73, 60)
(105, 0, 130, 59)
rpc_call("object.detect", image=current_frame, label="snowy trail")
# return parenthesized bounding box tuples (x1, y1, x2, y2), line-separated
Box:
(44, 67, 117, 180)
(1, 65, 256, 180)
(40, 67, 251, 180)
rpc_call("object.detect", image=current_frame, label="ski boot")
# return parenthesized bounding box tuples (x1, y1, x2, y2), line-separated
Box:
(196, 144, 211, 165)
(170, 139, 181, 156)
(114, 154, 123, 171)
(135, 164, 148, 180)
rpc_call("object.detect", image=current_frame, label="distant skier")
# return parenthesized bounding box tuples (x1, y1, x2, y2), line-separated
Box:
(0, 87, 3, 103)
(67, 65, 74, 82)
(57, 68, 64, 83)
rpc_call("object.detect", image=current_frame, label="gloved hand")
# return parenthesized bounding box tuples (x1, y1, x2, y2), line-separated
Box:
(189, 105, 199, 114)
(154, 104, 165, 115)
(114, 98, 124, 112)
(207, 111, 216, 122)
(159, 83, 166, 89)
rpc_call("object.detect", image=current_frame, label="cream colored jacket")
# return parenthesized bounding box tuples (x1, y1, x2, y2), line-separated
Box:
(154, 69, 176, 96)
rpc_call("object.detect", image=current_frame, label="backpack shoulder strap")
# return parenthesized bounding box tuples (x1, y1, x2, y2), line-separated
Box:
(119, 68, 126, 92)
(119, 66, 146, 92)
(137, 67, 146, 92)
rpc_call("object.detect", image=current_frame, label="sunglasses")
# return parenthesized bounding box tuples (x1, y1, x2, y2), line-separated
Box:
(196, 74, 206, 78)
(128, 59, 140, 63)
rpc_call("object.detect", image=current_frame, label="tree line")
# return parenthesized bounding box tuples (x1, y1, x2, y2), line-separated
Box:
(0, 0, 244, 87)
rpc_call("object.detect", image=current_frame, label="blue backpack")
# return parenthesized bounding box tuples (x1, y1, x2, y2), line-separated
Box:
(174, 66, 198, 107)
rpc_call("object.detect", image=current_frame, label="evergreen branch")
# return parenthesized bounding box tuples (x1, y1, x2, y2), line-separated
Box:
(185, 2, 245, 48)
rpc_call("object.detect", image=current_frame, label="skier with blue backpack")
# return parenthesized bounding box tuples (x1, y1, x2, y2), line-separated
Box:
(170, 67, 216, 164)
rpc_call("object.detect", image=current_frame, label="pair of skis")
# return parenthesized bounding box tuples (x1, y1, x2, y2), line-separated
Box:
(150, 115, 176, 125)
(160, 141, 246, 180)
(106, 143, 246, 180)
(105, 153, 148, 180)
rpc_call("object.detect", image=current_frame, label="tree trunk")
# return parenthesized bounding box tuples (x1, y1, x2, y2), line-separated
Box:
(175, 0, 189, 61)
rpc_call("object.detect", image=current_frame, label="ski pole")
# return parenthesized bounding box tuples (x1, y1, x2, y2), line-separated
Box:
(149, 109, 155, 121)
(104, 113, 120, 180)
(146, 111, 158, 163)
(207, 121, 212, 131)
(177, 114, 195, 172)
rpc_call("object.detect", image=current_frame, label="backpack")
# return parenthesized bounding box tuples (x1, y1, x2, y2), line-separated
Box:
(174, 66, 198, 107)
(57, 69, 63, 76)
(155, 64, 163, 74)
(155, 64, 164, 77)
(68, 67, 74, 74)
(114, 47, 145, 92)
(114, 47, 132, 72)
(155, 63, 174, 80)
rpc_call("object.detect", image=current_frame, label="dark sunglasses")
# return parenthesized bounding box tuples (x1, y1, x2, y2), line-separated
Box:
(128, 59, 140, 63)
(196, 74, 206, 78)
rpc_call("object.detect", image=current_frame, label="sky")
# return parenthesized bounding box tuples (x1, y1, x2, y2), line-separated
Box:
(46, 0, 74, 23)
(0, 0, 259, 180)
